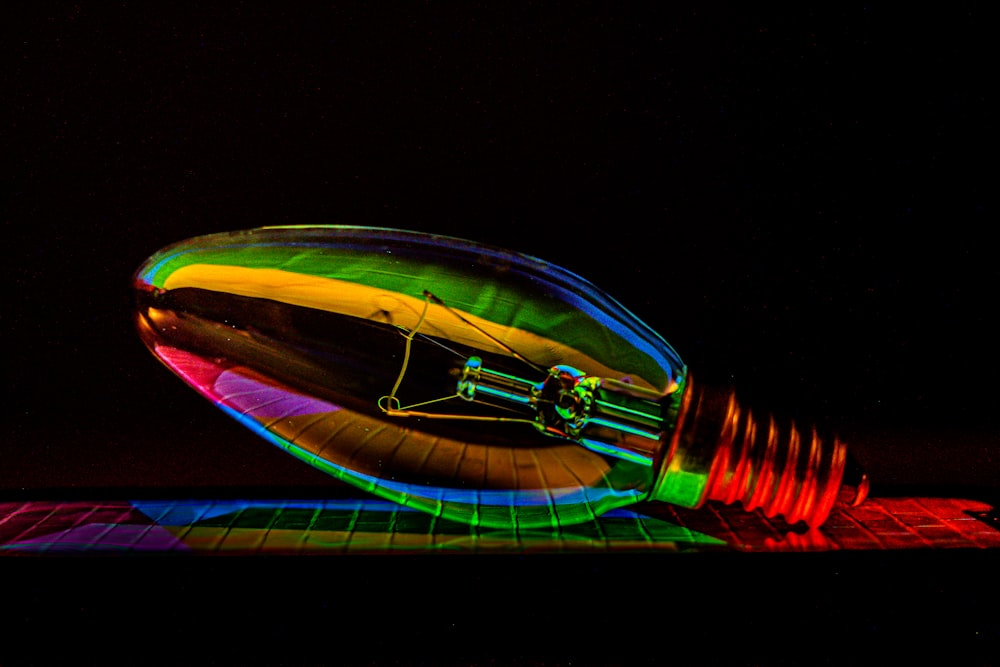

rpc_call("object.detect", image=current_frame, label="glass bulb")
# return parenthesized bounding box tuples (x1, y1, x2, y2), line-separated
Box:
(133, 226, 867, 530)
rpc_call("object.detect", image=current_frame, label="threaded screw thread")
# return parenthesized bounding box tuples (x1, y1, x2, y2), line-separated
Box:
(663, 378, 866, 528)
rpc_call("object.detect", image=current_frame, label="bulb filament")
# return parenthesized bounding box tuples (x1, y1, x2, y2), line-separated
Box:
(378, 291, 665, 462)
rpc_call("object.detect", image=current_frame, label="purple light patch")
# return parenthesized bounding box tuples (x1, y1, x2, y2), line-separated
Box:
(215, 370, 340, 419)
(153, 344, 340, 419)
(2, 523, 190, 553)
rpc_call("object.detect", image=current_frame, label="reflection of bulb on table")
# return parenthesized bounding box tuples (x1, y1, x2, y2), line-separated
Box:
(134, 226, 867, 530)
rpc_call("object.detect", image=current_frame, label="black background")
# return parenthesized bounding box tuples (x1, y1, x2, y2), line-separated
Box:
(3, 4, 998, 665)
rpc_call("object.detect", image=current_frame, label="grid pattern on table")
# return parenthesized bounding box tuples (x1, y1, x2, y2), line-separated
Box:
(1, 496, 997, 555)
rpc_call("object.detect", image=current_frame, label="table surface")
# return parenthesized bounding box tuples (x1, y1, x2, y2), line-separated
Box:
(3, 493, 998, 666)
(2, 493, 998, 554)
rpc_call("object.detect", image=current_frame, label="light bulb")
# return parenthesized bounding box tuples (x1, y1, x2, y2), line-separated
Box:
(134, 226, 867, 530)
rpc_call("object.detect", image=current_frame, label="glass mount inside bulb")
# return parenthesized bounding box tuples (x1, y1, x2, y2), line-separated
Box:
(376, 290, 668, 468)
